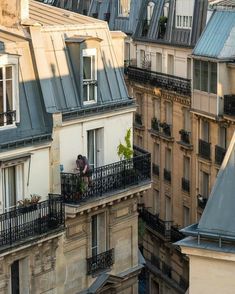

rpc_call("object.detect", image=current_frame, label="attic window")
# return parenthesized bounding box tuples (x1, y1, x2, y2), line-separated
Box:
(83, 49, 97, 104)
(0, 55, 19, 129)
(175, 0, 194, 29)
(118, 0, 130, 17)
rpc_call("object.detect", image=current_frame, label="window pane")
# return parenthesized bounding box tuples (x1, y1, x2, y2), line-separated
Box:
(83, 56, 91, 79)
(83, 85, 88, 102)
(184, 156, 190, 180)
(89, 84, 95, 101)
(0, 68, 3, 80)
(91, 215, 98, 256)
(193, 60, 200, 90)
(6, 80, 13, 111)
(0, 81, 3, 117)
(6, 66, 12, 80)
(87, 130, 95, 168)
(210, 62, 217, 94)
(201, 61, 208, 92)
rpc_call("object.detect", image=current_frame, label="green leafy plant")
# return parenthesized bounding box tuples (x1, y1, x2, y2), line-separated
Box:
(117, 128, 133, 160)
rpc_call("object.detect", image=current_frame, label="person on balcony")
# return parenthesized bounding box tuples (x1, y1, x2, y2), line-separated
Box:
(76, 154, 92, 186)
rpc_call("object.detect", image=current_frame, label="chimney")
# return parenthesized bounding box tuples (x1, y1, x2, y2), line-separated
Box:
(0, 0, 29, 27)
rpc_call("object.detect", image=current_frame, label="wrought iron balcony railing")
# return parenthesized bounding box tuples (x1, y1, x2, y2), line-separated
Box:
(61, 147, 151, 204)
(160, 122, 172, 137)
(0, 195, 64, 248)
(139, 207, 172, 240)
(179, 129, 191, 145)
(224, 94, 235, 116)
(126, 66, 191, 96)
(87, 248, 114, 275)
(198, 139, 211, 160)
(171, 225, 185, 242)
(0, 110, 16, 127)
(135, 113, 143, 126)
(215, 145, 226, 165)
(182, 178, 190, 193)
(164, 168, 171, 183)
(151, 117, 160, 132)
(152, 163, 159, 176)
(197, 194, 208, 209)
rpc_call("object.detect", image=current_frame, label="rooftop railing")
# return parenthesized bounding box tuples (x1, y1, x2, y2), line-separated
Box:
(61, 147, 151, 204)
(0, 195, 64, 249)
(126, 66, 191, 96)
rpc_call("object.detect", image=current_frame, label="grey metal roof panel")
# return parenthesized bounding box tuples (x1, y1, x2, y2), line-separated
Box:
(197, 131, 235, 237)
(0, 32, 52, 147)
(193, 10, 235, 59)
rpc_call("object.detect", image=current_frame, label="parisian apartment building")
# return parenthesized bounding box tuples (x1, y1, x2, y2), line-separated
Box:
(0, 0, 152, 293)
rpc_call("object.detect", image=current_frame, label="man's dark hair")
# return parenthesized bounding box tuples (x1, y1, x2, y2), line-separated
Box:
(77, 154, 83, 160)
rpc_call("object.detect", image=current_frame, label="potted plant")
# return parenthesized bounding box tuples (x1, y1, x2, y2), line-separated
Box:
(18, 194, 41, 212)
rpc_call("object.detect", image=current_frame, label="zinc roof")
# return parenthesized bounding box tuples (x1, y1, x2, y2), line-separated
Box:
(193, 10, 235, 59)
(29, 0, 104, 26)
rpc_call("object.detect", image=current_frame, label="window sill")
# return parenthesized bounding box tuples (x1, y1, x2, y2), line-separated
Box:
(0, 124, 17, 131)
(83, 101, 97, 106)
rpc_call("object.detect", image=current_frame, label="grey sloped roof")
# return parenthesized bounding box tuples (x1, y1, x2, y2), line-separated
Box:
(197, 131, 235, 237)
(0, 30, 52, 148)
(193, 10, 235, 59)
(29, 1, 130, 114)
(133, 0, 208, 47)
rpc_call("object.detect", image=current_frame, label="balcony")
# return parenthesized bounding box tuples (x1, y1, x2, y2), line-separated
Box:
(198, 139, 211, 160)
(152, 163, 159, 176)
(215, 145, 226, 165)
(160, 122, 172, 137)
(197, 194, 208, 209)
(0, 110, 16, 127)
(224, 94, 235, 116)
(87, 248, 114, 275)
(126, 66, 191, 96)
(171, 226, 185, 242)
(61, 147, 151, 204)
(0, 195, 64, 249)
(182, 178, 190, 193)
(139, 208, 172, 240)
(164, 168, 171, 183)
(179, 129, 191, 145)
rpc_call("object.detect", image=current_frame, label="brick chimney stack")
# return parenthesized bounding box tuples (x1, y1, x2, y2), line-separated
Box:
(0, 0, 29, 27)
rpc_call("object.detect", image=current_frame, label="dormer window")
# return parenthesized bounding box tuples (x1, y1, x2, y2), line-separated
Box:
(175, 0, 194, 29)
(0, 64, 17, 128)
(83, 49, 97, 104)
(118, 0, 130, 17)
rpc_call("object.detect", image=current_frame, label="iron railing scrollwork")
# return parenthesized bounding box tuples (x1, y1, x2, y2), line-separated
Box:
(198, 139, 211, 160)
(0, 195, 64, 247)
(179, 129, 191, 144)
(215, 145, 226, 165)
(87, 248, 114, 275)
(0, 110, 16, 127)
(61, 147, 151, 204)
(126, 66, 191, 96)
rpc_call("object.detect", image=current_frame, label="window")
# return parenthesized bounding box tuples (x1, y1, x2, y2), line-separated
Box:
(183, 206, 190, 227)
(140, 49, 145, 68)
(156, 53, 162, 72)
(165, 148, 171, 172)
(153, 99, 160, 119)
(3, 164, 24, 212)
(218, 126, 226, 149)
(0, 65, 17, 127)
(147, 2, 155, 24)
(154, 189, 160, 216)
(83, 49, 97, 104)
(201, 120, 210, 142)
(187, 58, 191, 79)
(193, 60, 217, 94)
(201, 171, 209, 198)
(165, 102, 172, 125)
(91, 213, 106, 256)
(11, 258, 29, 294)
(153, 143, 160, 165)
(167, 54, 174, 75)
(151, 279, 160, 294)
(175, 0, 194, 28)
(87, 128, 103, 169)
(165, 196, 171, 221)
(183, 156, 190, 180)
(118, 0, 130, 17)
(136, 93, 143, 116)
(183, 108, 191, 131)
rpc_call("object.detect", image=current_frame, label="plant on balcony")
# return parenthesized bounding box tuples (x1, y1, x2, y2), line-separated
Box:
(17, 194, 41, 212)
(117, 128, 133, 160)
(158, 16, 167, 39)
(151, 117, 159, 131)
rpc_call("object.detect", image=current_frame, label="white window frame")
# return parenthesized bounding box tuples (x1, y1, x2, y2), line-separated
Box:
(82, 48, 97, 105)
(0, 54, 19, 130)
(118, 0, 130, 17)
